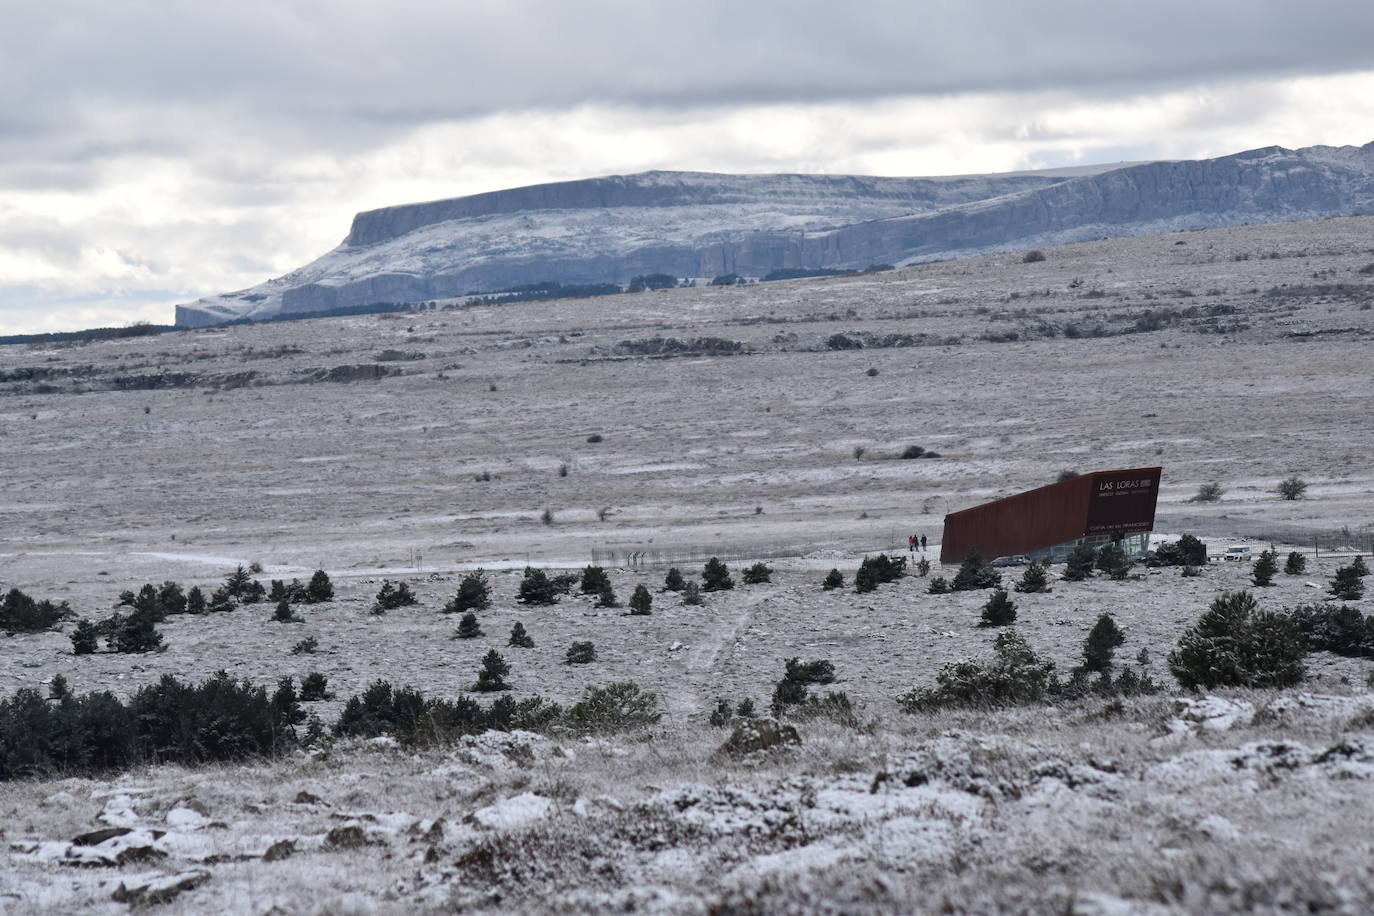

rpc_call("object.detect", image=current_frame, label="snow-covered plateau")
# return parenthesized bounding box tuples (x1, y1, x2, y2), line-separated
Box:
(5, 214, 1374, 912)
(175, 142, 1374, 327)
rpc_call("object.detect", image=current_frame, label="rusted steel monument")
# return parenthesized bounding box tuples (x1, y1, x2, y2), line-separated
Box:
(940, 467, 1162, 564)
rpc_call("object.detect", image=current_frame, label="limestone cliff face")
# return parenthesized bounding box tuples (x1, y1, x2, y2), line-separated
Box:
(176, 144, 1374, 327)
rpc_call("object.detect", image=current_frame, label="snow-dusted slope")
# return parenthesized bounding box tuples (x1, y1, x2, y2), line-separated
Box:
(175, 144, 1374, 327)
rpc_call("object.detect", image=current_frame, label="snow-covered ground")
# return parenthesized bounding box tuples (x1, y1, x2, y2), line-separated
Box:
(2, 215, 1374, 912)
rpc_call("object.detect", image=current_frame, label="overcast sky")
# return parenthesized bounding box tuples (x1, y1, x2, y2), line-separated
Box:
(3, 1, 1373, 334)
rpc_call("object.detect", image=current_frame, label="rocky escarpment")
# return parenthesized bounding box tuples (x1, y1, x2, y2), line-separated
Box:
(175, 143, 1374, 327)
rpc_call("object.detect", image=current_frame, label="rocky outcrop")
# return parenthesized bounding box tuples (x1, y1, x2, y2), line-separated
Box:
(175, 143, 1374, 327)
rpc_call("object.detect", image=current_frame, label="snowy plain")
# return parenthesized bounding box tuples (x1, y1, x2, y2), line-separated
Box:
(2, 214, 1374, 912)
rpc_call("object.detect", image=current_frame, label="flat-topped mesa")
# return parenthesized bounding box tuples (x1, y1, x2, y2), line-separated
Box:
(174, 142, 1374, 328)
(340, 170, 1070, 248)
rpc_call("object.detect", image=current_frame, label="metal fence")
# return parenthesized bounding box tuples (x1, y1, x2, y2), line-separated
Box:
(1167, 516, 1374, 555)
(589, 541, 895, 569)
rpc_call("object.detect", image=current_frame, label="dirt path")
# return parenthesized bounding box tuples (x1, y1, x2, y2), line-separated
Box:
(673, 589, 775, 714)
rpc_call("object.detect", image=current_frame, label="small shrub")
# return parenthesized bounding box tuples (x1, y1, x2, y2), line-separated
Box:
(898, 630, 1056, 711)
(900, 445, 927, 459)
(663, 568, 686, 592)
(517, 567, 559, 605)
(709, 699, 733, 727)
(1168, 591, 1306, 689)
(1189, 482, 1224, 503)
(1063, 543, 1097, 581)
(978, 589, 1017, 627)
(1276, 476, 1308, 500)
(565, 682, 660, 734)
(742, 562, 772, 585)
(951, 551, 1000, 591)
(290, 637, 319, 655)
(0, 589, 74, 633)
(681, 581, 703, 605)
(1331, 564, 1366, 601)
(540, 508, 554, 525)
(372, 580, 416, 613)
(473, 650, 511, 692)
(785, 658, 836, 685)
(70, 620, 99, 655)
(585, 434, 603, 443)
(1014, 562, 1050, 593)
(508, 622, 535, 648)
(306, 570, 334, 603)
(1181, 564, 1203, 577)
(445, 569, 491, 613)
(272, 600, 300, 623)
(580, 566, 611, 595)
(111, 610, 164, 654)
(822, 569, 844, 590)
(186, 587, 207, 614)
(1055, 468, 1079, 483)
(1096, 543, 1132, 580)
(1251, 550, 1278, 587)
(928, 576, 950, 594)
(566, 641, 596, 665)
(1285, 552, 1307, 575)
(702, 557, 734, 591)
(1081, 614, 1126, 672)
(1022, 249, 1046, 263)
(1289, 603, 1368, 656)
(594, 583, 620, 608)
(628, 585, 652, 615)
(1146, 534, 1209, 567)
(300, 672, 332, 701)
(915, 556, 931, 577)
(456, 612, 483, 639)
(856, 554, 906, 593)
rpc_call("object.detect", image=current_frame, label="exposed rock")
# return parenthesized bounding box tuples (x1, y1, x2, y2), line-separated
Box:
(111, 869, 209, 905)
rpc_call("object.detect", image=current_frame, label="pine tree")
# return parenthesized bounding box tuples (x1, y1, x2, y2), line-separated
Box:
(301, 672, 331, 701)
(915, 557, 931, 577)
(1097, 543, 1133, 580)
(822, 569, 844, 590)
(1352, 556, 1370, 577)
(952, 551, 1000, 591)
(1014, 562, 1050, 593)
(1169, 591, 1306, 689)
(580, 566, 611, 595)
(854, 562, 879, 593)
(1285, 551, 1307, 575)
(456, 612, 483, 638)
(272, 599, 299, 623)
(629, 584, 652, 615)
(928, 577, 950, 594)
(474, 650, 511, 692)
(566, 641, 596, 664)
(663, 567, 686, 592)
(1331, 565, 1366, 601)
(240, 579, 266, 604)
(978, 589, 1017, 627)
(1063, 543, 1097, 581)
(508, 622, 535, 648)
(373, 580, 417, 613)
(1252, 550, 1278, 586)
(306, 569, 334, 603)
(269, 580, 288, 603)
(702, 557, 734, 591)
(445, 569, 491, 613)
(224, 565, 253, 599)
(595, 583, 620, 608)
(186, 586, 207, 614)
(157, 581, 186, 615)
(681, 581, 703, 605)
(742, 562, 772, 584)
(1081, 614, 1126, 672)
(518, 567, 559, 605)
(71, 619, 99, 655)
(112, 609, 163, 653)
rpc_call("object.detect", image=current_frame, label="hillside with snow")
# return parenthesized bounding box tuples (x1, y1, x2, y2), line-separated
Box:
(175, 142, 1374, 328)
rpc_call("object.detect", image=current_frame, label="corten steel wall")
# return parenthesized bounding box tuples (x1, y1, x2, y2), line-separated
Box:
(940, 467, 1162, 563)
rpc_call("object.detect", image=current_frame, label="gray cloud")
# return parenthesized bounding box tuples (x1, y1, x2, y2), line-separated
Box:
(4, 1, 1373, 150)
